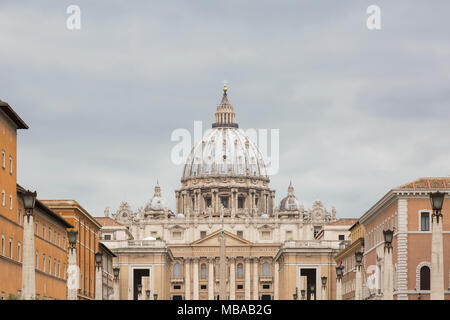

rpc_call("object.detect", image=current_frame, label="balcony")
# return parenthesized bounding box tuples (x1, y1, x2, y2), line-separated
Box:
(171, 277, 184, 284)
(259, 276, 273, 283)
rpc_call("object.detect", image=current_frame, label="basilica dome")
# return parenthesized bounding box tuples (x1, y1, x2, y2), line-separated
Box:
(182, 87, 268, 180)
(279, 182, 301, 211)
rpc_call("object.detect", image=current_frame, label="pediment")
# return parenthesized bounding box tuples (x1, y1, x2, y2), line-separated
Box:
(191, 230, 252, 246)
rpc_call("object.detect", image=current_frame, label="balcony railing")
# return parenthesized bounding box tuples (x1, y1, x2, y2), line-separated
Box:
(259, 276, 273, 283)
(282, 240, 342, 250)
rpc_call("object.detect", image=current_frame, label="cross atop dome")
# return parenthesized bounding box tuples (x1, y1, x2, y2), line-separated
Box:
(212, 83, 238, 128)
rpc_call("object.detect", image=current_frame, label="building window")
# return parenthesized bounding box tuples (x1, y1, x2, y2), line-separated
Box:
(1, 190, 5, 206)
(9, 156, 12, 174)
(35, 219, 38, 235)
(420, 266, 430, 290)
(285, 231, 293, 240)
(43, 254, 46, 272)
(63, 263, 66, 279)
(1, 234, 5, 255)
(262, 284, 270, 289)
(18, 209, 22, 225)
(36, 250, 39, 269)
(237, 231, 243, 238)
(172, 231, 182, 240)
(54, 259, 57, 276)
(173, 262, 181, 278)
(237, 263, 243, 279)
(237, 284, 243, 290)
(220, 196, 229, 209)
(238, 197, 245, 209)
(262, 262, 270, 277)
(48, 256, 51, 274)
(206, 197, 212, 208)
(201, 264, 207, 279)
(313, 226, 321, 238)
(200, 285, 207, 290)
(420, 212, 430, 231)
(9, 195, 12, 210)
(338, 234, 345, 241)
(173, 285, 181, 290)
(63, 236, 66, 249)
(104, 234, 111, 240)
(261, 231, 271, 240)
(1, 150, 5, 168)
(9, 238, 12, 259)
(17, 241, 21, 262)
(54, 231, 57, 244)
(200, 231, 207, 238)
(49, 228, 52, 242)
(42, 224, 45, 239)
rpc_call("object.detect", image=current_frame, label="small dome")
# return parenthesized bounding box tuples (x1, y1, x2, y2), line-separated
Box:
(176, 213, 185, 218)
(144, 182, 168, 212)
(279, 182, 301, 211)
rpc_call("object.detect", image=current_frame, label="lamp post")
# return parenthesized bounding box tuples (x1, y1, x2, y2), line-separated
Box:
(137, 284, 142, 300)
(67, 230, 78, 300)
(94, 252, 103, 300)
(383, 229, 394, 300)
(321, 276, 327, 300)
(336, 265, 343, 300)
(310, 283, 316, 300)
(293, 287, 298, 300)
(21, 190, 37, 300)
(113, 267, 120, 300)
(146, 290, 151, 300)
(300, 289, 306, 300)
(153, 293, 158, 300)
(430, 191, 445, 300)
(355, 251, 363, 300)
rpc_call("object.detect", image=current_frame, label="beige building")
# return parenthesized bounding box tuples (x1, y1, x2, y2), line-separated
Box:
(99, 87, 355, 300)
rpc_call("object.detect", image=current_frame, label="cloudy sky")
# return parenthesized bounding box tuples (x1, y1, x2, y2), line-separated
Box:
(1, 1, 449, 218)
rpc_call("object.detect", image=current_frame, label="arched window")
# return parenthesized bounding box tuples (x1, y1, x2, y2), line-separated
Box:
(262, 262, 270, 277)
(237, 263, 243, 279)
(420, 266, 430, 290)
(173, 262, 181, 278)
(201, 264, 207, 279)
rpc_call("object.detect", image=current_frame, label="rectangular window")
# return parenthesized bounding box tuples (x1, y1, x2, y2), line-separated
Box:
(200, 231, 207, 238)
(220, 197, 229, 209)
(261, 231, 271, 240)
(54, 259, 57, 276)
(49, 228, 52, 242)
(206, 197, 212, 208)
(172, 231, 182, 240)
(237, 285, 243, 290)
(238, 197, 245, 209)
(17, 241, 21, 262)
(1, 190, 5, 206)
(36, 250, 39, 269)
(49, 256, 51, 274)
(9, 195, 12, 210)
(338, 234, 345, 241)
(313, 226, 321, 238)
(104, 234, 111, 240)
(54, 231, 57, 244)
(1, 234, 5, 255)
(18, 209, 22, 225)
(262, 284, 270, 289)
(43, 224, 46, 239)
(35, 220, 38, 235)
(286, 230, 293, 240)
(43, 254, 46, 272)
(9, 238, 13, 259)
(200, 285, 207, 290)
(237, 231, 243, 238)
(2, 150, 5, 168)
(420, 212, 430, 231)
(9, 156, 12, 174)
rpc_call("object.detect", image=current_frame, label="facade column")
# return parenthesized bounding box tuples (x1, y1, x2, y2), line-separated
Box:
(229, 258, 236, 300)
(208, 258, 215, 300)
(355, 264, 362, 300)
(185, 258, 191, 300)
(95, 264, 103, 300)
(383, 247, 393, 300)
(245, 258, 251, 300)
(193, 258, 199, 300)
(181, 191, 186, 214)
(253, 258, 259, 300)
(336, 277, 342, 300)
(67, 245, 78, 300)
(22, 214, 35, 300)
(431, 212, 444, 300)
(274, 261, 279, 300)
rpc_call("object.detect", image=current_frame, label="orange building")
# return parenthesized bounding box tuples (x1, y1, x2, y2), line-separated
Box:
(0, 100, 72, 300)
(41, 200, 102, 300)
(359, 177, 450, 300)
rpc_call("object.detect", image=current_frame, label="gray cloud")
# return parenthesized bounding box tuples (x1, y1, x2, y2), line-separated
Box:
(1, 0, 450, 218)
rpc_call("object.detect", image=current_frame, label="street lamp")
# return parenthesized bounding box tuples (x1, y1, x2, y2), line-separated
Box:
(321, 276, 327, 288)
(336, 266, 343, 280)
(137, 284, 142, 296)
(22, 190, 37, 221)
(383, 229, 394, 253)
(68, 230, 78, 250)
(154, 293, 158, 300)
(430, 191, 445, 223)
(113, 267, 120, 280)
(95, 252, 102, 268)
(146, 290, 151, 299)
(293, 287, 298, 300)
(355, 251, 363, 269)
(300, 289, 305, 300)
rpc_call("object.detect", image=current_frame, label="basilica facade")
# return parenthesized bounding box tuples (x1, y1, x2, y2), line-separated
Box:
(98, 87, 356, 300)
